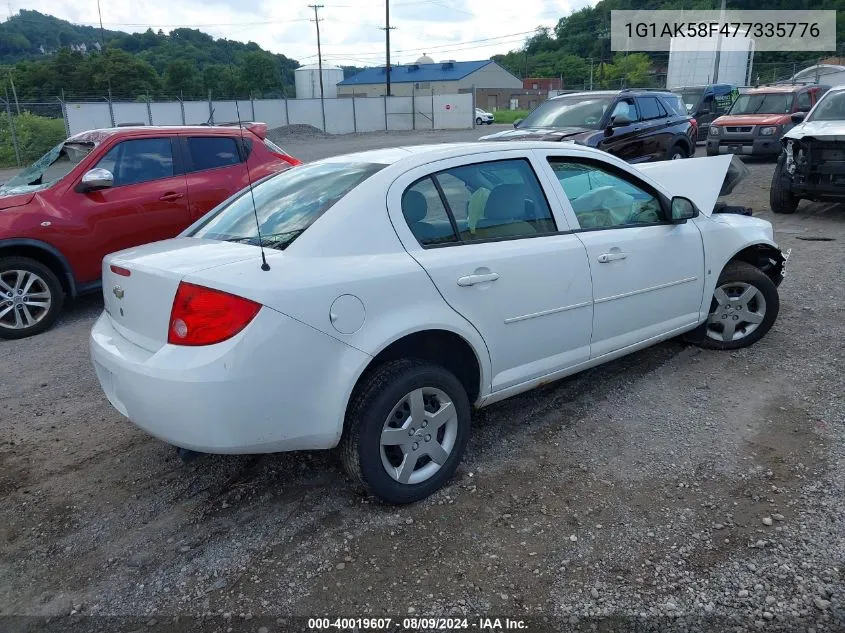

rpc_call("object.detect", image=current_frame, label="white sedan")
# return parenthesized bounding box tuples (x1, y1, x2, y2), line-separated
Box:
(90, 142, 786, 504)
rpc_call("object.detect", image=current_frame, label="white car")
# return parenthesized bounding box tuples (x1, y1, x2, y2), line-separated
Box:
(90, 142, 786, 504)
(475, 108, 494, 125)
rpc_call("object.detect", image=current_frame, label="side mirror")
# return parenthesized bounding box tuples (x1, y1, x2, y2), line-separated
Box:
(790, 111, 806, 123)
(513, 118, 523, 128)
(670, 196, 698, 223)
(76, 168, 114, 193)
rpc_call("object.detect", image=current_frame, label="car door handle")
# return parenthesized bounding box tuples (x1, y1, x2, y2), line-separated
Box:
(159, 192, 184, 202)
(597, 252, 627, 263)
(457, 272, 500, 286)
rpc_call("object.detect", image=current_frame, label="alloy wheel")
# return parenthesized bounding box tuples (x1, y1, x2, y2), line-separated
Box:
(379, 387, 458, 485)
(0, 269, 52, 332)
(706, 281, 766, 343)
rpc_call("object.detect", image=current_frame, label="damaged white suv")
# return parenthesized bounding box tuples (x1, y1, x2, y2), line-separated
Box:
(771, 84, 845, 214)
(91, 143, 786, 504)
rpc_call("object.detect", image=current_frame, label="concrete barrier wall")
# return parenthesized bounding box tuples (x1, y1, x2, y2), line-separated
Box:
(64, 93, 473, 136)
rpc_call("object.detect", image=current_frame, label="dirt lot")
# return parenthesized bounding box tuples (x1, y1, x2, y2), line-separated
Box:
(1, 130, 843, 633)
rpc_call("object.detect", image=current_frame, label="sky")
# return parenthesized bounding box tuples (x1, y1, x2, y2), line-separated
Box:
(13, 0, 597, 66)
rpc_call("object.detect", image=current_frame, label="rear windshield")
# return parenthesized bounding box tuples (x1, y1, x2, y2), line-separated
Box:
(187, 161, 385, 250)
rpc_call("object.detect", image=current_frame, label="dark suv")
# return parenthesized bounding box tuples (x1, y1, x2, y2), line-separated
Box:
(479, 89, 696, 162)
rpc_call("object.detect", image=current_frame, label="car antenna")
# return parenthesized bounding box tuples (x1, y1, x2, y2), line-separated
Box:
(225, 44, 270, 271)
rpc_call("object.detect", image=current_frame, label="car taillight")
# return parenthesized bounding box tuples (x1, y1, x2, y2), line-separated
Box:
(274, 153, 301, 166)
(690, 118, 698, 128)
(110, 264, 131, 277)
(168, 282, 261, 346)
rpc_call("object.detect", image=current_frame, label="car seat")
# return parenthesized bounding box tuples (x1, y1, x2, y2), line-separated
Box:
(474, 184, 538, 238)
(402, 190, 445, 244)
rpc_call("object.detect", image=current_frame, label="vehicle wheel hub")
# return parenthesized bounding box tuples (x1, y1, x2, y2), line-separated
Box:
(0, 270, 52, 330)
(705, 281, 766, 342)
(379, 387, 458, 485)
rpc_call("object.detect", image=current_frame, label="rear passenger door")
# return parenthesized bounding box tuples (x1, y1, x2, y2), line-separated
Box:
(179, 135, 248, 221)
(388, 153, 594, 393)
(635, 96, 673, 161)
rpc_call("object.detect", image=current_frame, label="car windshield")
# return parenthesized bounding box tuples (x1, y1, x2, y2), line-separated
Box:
(188, 161, 385, 250)
(0, 140, 94, 195)
(673, 88, 704, 113)
(518, 95, 616, 129)
(807, 91, 845, 121)
(730, 93, 792, 115)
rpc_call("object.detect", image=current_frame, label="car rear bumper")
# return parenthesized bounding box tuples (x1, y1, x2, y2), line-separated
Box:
(706, 137, 781, 156)
(90, 308, 370, 454)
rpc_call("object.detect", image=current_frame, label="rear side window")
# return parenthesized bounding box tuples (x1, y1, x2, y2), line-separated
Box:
(185, 136, 241, 172)
(95, 138, 174, 186)
(797, 91, 812, 110)
(402, 159, 557, 246)
(188, 161, 384, 250)
(638, 97, 666, 120)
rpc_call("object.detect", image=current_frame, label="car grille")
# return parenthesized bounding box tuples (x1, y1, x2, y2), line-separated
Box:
(726, 126, 753, 133)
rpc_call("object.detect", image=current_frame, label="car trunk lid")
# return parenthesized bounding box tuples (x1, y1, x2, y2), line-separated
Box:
(102, 238, 269, 351)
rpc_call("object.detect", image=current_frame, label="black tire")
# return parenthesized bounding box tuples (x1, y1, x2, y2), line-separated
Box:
(706, 149, 718, 157)
(685, 261, 779, 351)
(770, 156, 799, 214)
(0, 256, 64, 340)
(475, 117, 483, 125)
(486, 120, 493, 125)
(339, 359, 471, 505)
(667, 143, 688, 160)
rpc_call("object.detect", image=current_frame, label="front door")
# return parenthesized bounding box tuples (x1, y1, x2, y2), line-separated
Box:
(66, 136, 189, 281)
(388, 153, 594, 392)
(599, 97, 647, 162)
(540, 155, 705, 358)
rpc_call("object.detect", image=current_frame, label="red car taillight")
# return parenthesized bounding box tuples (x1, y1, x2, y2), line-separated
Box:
(690, 118, 698, 129)
(274, 153, 301, 166)
(168, 282, 261, 346)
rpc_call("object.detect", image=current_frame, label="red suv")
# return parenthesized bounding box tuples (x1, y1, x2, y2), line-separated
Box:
(0, 123, 298, 339)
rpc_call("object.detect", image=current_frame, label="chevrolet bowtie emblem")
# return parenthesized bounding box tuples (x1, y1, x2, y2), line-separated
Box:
(113, 286, 124, 299)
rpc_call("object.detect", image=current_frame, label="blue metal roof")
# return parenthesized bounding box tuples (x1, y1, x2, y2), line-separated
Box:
(338, 60, 493, 85)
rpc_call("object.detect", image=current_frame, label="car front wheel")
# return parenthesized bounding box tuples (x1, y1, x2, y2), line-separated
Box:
(668, 143, 688, 160)
(340, 359, 471, 504)
(0, 257, 64, 340)
(685, 261, 779, 350)
(770, 156, 800, 214)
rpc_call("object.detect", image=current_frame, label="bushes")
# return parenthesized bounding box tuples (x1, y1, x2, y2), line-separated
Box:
(493, 109, 530, 124)
(0, 111, 66, 168)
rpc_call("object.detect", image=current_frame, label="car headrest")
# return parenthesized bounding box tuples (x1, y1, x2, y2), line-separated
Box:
(402, 190, 428, 223)
(484, 184, 528, 221)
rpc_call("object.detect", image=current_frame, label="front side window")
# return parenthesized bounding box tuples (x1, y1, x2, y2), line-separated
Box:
(610, 98, 639, 122)
(549, 160, 664, 229)
(185, 136, 241, 172)
(401, 159, 557, 245)
(189, 161, 384, 250)
(95, 138, 174, 186)
(796, 91, 812, 111)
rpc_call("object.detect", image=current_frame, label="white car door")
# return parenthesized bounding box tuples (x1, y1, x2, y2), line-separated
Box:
(536, 151, 705, 358)
(387, 151, 593, 393)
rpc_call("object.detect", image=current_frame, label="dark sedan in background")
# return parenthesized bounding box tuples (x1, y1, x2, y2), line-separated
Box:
(479, 89, 697, 163)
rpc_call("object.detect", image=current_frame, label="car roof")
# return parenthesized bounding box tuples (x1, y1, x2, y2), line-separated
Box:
(550, 89, 674, 101)
(68, 125, 256, 143)
(745, 84, 824, 94)
(313, 141, 610, 168)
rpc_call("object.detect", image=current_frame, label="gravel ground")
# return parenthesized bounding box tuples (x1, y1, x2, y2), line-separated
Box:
(1, 132, 843, 633)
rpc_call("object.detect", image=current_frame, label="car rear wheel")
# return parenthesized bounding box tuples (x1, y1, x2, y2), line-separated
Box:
(340, 359, 471, 504)
(0, 257, 64, 340)
(770, 156, 799, 214)
(685, 261, 779, 350)
(476, 117, 483, 125)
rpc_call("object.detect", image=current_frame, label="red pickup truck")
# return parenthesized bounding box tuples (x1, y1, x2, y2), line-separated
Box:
(0, 123, 298, 339)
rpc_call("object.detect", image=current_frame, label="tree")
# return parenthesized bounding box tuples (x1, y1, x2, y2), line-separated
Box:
(164, 59, 200, 97)
(240, 51, 279, 97)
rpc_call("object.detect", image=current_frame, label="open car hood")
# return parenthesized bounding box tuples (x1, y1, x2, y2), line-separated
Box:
(783, 120, 845, 142)
(634, 155, 743, 217)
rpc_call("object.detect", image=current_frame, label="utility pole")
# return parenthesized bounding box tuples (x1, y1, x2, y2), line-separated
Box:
(589, 58, 594, 91)
(8, 72, 19, 115)
(308, 4, 327, 131)
(96, 0, 106, 50)
(381, 0, 396, 96)
(712, 0, 726, 83)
